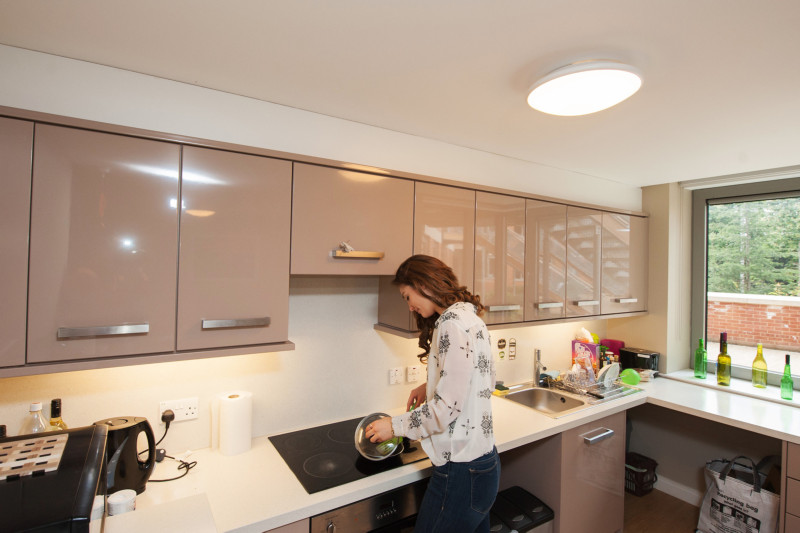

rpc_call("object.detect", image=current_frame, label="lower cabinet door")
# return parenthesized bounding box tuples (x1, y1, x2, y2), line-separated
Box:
(177, 147, 291, 351)
(560, 412, 626, 533)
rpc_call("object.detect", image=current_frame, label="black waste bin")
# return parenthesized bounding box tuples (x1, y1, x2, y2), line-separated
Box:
(491, 486, 554, 532)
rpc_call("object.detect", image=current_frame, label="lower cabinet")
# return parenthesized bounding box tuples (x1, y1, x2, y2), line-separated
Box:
(499, 411, 626, 533)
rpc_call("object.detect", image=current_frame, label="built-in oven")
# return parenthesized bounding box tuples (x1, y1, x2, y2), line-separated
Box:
(310, 478, 427, 533)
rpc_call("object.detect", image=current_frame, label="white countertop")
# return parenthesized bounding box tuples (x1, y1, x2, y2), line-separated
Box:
(125, 375, 799, 532)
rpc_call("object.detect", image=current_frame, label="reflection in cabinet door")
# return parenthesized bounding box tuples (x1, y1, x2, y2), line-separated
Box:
(525, 200, 566, 321)
(601, 213, 647, 314)
(475, 192, 525, 325)
(565, 207, 602, 318)
(27, 124, 180, 363)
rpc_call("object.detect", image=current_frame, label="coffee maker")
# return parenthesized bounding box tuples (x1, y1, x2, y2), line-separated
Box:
(94, 416, 156, 494)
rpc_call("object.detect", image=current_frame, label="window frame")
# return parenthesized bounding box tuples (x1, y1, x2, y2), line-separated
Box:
(690, 176, 800, 384)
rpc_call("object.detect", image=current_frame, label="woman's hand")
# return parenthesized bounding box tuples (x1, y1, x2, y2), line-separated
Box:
(366, 417, 394, 443)
(407, 382, 426, 411)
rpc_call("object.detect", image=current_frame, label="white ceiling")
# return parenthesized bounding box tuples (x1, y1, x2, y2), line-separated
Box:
(2, 1, 800, 188)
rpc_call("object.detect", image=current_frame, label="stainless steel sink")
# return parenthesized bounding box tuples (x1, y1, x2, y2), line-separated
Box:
(504, 387, 588, 418)
(503, 380, 644, 418)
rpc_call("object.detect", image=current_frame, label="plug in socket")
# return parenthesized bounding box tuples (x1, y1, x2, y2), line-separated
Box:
(159, 397, 199, 422)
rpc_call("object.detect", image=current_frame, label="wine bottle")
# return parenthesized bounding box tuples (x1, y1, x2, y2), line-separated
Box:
(781, 354, 794, 401)
(717, 332, 731, 386)
(19, 402, 48, 435)
(49, 398, 68, 430)
(694, 338, 707, 379)
(752, 343, 768, 388)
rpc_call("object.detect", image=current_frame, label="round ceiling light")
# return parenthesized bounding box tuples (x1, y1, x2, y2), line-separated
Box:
(527, 60, 642, 116)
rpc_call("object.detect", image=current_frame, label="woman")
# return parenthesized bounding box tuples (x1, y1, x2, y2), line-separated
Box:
(365, 255, 499, 533)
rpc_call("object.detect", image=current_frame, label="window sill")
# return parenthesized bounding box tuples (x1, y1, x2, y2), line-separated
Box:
(663, 368, 798, 408)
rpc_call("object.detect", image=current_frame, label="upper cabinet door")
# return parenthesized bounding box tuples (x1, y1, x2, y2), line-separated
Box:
(525, 200, 567, 321)
(566, 206, 602, 317)
(414, 182, 475, 289)
(177, 147, 292, 351)
(601, 213, 648, 314)
(0, 118, 33, 368)
(27, 125, 180, 362)
(475, 192, 525, 324)
(291, 163, 413, 275)
(378, 182, 476, 331)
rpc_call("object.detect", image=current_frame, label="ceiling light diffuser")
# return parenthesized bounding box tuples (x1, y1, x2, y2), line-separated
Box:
(527, 60, 642, 116)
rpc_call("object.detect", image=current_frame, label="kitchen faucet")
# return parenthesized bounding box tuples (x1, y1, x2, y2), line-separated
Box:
(534, 349, 547, 387)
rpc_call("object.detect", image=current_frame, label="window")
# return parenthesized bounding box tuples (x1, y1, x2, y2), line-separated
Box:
(691, 177, 800, 383)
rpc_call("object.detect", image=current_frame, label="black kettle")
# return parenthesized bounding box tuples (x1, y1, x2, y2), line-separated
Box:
(94, 416, 156, 494)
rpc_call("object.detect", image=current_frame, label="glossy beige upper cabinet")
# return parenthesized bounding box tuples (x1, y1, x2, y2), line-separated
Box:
(565, 206, 602, 318)
(378, 182, 475, 331)
(601, 213, 648, 314)
(475, 192, 525, 325)
(177, 147, 292, 351)
(27, 125, 180, 363)
(291, 163, 413, 275)
(0, 118, 33, 368)
(525, 200, 567, 321)
(414, 182, 476, 288)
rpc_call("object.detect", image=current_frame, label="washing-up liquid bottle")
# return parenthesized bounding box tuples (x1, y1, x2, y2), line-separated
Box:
(694, 339, 707, 379)
(19, 402, 48, 435)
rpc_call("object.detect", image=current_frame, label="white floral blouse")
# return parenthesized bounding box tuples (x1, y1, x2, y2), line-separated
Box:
(391, 302, 496, 466)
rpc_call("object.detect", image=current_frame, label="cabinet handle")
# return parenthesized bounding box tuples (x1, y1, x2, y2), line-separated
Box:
(614, 298, 638, 304)
(576, 300, 600, 307)
(202, 317, 271, 330)
(487, 304, 522, 312)
(331, 250, 385, 259)
(57, 323, 149, 339)
(536, 302, 564, 309)
(581, 427, 615, 445)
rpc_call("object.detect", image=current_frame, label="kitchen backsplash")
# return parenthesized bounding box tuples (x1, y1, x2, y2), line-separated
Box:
(0, 276, 606, 452)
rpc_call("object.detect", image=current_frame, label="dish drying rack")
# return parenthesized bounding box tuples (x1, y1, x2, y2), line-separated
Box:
(547, 376, 631, 401)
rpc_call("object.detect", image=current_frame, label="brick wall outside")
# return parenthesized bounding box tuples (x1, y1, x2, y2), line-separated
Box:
(707, 293, 800, 351)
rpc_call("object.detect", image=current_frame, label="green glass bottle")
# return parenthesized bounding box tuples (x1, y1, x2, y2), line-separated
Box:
(781, 354, 794, 401)
(694, 339, 707, 379)
(717, 332, 731, 386)
(751, 343, 768, 388)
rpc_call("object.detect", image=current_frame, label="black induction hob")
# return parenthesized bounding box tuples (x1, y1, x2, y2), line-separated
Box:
(268, 416, 428, 494)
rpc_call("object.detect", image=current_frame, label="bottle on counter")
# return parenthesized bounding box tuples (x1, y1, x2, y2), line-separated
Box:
(49, 398, 68, 430)
(717, 332, 731, 386)
(19, 402, 48, 435)
(0, 424, 6, 438)
(694, 338, 707, 379)
(781, 354, 794, 401)
(752, 343, 768, 388)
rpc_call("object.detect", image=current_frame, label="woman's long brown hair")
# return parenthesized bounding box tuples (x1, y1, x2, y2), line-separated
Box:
(393, 255, 484, 363)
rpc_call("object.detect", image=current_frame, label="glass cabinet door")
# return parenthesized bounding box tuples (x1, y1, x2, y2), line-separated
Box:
(475, 192, 525, 325)
(566, 206, 602, 317)
(525, 200, 567, 321)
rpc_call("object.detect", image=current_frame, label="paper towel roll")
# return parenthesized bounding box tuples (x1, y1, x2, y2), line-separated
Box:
(217, 391, 253, 456)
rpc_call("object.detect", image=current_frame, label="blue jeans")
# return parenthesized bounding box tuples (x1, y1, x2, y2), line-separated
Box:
(414, 448, 500, 533)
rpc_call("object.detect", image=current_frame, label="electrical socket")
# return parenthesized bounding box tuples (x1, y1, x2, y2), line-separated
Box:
(389, 367, 403, 385)
(407, 365, 421, 383)
(159, 397, 199, 422)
